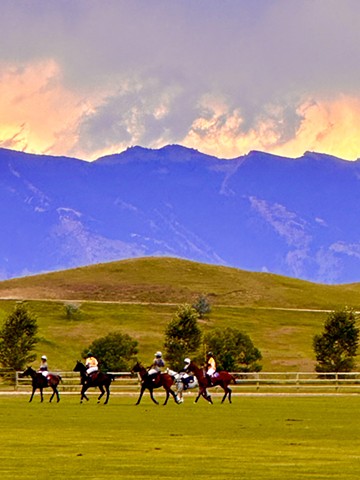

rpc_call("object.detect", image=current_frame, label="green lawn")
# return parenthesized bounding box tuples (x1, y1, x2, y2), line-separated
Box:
(0, 394, 359, 479)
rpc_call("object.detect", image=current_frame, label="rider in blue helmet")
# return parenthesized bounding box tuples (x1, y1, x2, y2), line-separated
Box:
(147, 351, 165, 382)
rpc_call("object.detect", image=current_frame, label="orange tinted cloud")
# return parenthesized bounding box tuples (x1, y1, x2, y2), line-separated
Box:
(0, 60, 90, 157)
(1, 60, 360, 162)
(183, 95, 360, 160)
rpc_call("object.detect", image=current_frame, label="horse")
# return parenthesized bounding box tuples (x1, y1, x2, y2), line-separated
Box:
(166, 369, 199, 403)
(73, 361, 114, 404)
(186, 361, 236, 404)
(20, 366, 61, 403)
(131, 361, 179, 405)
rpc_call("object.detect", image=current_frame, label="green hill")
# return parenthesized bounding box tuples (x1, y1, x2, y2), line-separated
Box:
(0, 257, 359, 372)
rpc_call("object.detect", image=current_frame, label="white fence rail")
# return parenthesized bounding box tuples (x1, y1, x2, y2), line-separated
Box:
(11, 370, 360, 393)
(231, 371, 360, 391)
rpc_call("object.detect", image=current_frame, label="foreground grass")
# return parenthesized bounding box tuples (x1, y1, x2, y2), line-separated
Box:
(0, 394, 360, 479)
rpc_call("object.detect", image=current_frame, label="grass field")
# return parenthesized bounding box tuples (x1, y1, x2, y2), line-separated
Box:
(1, 393, 360, 479)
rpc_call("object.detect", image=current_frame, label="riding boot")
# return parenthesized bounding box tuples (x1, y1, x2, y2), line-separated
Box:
(206, 374, 212, 386)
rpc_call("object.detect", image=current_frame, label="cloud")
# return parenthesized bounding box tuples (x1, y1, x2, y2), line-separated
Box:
(330, 241, 360, 259)
(182, 94, 360, 161)
(0, 60, 87, 156)
(1, 2, 360, 160)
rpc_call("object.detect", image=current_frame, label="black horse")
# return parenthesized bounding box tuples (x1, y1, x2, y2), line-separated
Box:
(73, 361, 114, 404)
(20, 366, 61, 403)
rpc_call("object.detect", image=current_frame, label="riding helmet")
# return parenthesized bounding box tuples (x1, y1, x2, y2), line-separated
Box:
(155, 351, 162, 357)
(41, 355, 47, 360)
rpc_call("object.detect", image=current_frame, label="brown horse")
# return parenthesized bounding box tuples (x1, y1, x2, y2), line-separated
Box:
(132, 361, 179, 405)
(20, 366, 61, 403)
(73, 361, 114, 404)
(186, 361, 236, 404)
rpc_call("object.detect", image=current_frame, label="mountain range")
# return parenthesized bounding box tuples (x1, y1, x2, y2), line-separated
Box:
(1, 144, 360, 284)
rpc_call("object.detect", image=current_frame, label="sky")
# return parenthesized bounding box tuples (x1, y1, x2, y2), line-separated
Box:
(1, 0, 360, 162)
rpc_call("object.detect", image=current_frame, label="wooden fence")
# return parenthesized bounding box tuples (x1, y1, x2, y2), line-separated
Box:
(10, 370, 360, 394)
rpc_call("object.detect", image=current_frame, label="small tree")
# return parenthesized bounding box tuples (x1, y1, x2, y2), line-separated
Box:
(64, 302, 82, 320)
(313, 308, 359, 373)
(164, 304, 202, 371)
(82, 332, 138, 371)
(204, 327, 262, 372)
(0, 304, 39, 370)
(192, 294, 211, 318)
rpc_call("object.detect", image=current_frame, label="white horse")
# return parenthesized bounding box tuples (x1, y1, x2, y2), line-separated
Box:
(167, 369, 199, 403)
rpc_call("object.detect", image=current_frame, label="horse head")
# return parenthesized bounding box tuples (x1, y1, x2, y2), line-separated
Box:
(19, 366, 35, 378)
(131, 361, 141, 373)
(73, 360, 86, 373)
(131, 361, 147, 379)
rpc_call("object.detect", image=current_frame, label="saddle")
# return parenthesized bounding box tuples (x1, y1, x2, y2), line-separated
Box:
(87, 371, 99, 382)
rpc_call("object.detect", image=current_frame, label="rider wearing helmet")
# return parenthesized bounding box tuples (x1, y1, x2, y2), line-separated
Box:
(147, 351, 165, 382)
(39, 355, 49, 376)
(85, 352, 99, 379)
(206, 351, 216, 386)
(180, 357, 193, 389)
(38, 355, 50, 385)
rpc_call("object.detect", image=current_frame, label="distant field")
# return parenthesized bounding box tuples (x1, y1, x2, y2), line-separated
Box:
(0, 299, 326, 371)
(1, 394, 360, 480)
(0, 257, 360, 371)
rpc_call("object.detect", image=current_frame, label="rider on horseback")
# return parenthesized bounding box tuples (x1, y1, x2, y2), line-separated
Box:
(206, 351, 217, 386)
(85, 352, 99, 381)
(180, 357, 196, 390)
(38, 355, 50, 385)
(147, 351, 165, 382)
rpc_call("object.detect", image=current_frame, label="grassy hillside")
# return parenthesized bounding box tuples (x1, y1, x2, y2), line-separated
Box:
(0, 257, 360, 372)
(1, 256, 360, 309)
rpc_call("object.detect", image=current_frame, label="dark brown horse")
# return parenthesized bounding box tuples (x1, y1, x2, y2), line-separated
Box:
(186, 361, 236, 404)
(73, 361, 114, 404)
(132, 361, 179, 405)
(20, 366, 61, 403)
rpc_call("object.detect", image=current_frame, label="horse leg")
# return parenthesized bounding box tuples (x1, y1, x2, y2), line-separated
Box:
(29, 387, 36, 403)
(104, 385, 110, 405)
(163, 388, 170, 405)
(80, 385, 89, 403)
(169, 388, 180, 404)
(149, 387, 159, 405)
(227, 387, 232, 404)
(97, 385, 105, 403)
(40, 388, 44, 403)
(49, 387, 55, 403)
(176, 382, 184, 403)
(135, 385, 146, 405)
(195, 388, 203, 403)
(201, 387, 212, 404)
